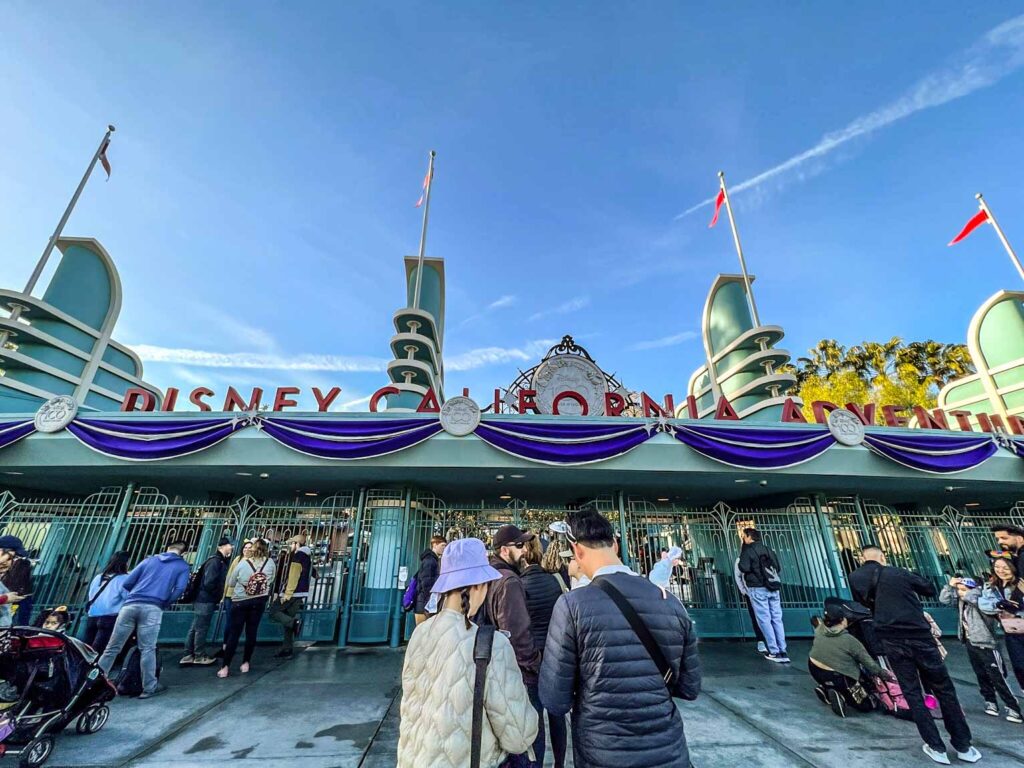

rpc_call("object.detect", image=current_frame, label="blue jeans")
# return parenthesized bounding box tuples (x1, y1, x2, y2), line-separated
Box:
(748, 587, 786, 655)
(97, 603, 164, 694)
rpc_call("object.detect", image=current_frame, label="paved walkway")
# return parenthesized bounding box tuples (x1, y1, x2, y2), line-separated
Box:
(47, 640, 1024, 768)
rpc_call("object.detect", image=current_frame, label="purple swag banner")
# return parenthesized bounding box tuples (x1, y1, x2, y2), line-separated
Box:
(862, 431, 999, 474)
(0, 421, 35, 451)
(67, 418, 244, 461)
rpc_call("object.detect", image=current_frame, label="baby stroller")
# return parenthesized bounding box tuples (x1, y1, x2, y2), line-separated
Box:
(0, 627, 116, 767)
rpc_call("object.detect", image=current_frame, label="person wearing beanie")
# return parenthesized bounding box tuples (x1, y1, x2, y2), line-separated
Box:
(181, 537, 234, 666)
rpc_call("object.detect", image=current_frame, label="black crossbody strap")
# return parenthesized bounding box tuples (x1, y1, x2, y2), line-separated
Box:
(86, 574, 115, 611)
(593, 577, 675, 691)
(865, 564, 884, 610)
(471, 624, 496, 768)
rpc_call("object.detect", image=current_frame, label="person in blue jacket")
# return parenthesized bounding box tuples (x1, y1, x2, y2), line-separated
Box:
(96, 541, 191, 699)
(82, 551, 130, 654)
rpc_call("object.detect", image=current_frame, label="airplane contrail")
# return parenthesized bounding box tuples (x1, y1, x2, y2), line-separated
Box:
(676, 14, 1024, 219)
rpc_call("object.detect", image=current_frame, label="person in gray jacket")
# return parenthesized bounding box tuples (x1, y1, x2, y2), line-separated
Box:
(940, 576, 1022, 723)
(539, 508, 701, 768)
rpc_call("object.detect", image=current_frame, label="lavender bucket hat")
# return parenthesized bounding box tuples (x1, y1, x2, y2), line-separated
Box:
(431, 538, 502, 596)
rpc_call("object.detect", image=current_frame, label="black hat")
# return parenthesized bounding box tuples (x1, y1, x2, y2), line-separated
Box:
(492, 525, 535, 550)
(218, 537, 232, 547)
(0, 535, 27, 557)
(823, 596, 871, 623)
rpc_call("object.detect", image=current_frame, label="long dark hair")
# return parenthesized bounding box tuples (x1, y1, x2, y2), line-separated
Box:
(102, 550, 130, 577)
(990, 556, 1018, 587)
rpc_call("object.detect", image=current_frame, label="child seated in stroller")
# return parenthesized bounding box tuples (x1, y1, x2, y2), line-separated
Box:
(810, 599, 896, 717)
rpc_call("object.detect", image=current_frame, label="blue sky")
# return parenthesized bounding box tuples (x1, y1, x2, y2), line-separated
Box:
(1, 4, 1022, 411)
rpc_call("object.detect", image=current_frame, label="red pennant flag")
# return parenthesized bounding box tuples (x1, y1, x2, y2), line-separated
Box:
(98, 138, 112, 180)
(415, 169, 432, 207)
(708, 188, 725, 228)
(948, 209, 989, 246)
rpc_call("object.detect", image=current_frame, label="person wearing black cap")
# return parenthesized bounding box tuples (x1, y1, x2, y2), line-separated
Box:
(485, 524, 543, 767)
(180, 537, 233, 666)
(810, 599, 894, 717)
(0, 535, 33, 624)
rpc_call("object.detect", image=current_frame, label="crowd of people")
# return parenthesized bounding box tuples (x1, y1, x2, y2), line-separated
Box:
(396, 518, 1024, 768)
(0, 531, 314, 699)
(4, 513, 1024, 766)
(398, 509, 701, 768)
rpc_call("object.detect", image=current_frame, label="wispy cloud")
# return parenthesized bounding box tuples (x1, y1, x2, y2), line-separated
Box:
(458, 294, 519, 327)
(628, 331, 700, 351)
(487, 295, 517, 311)
(446, 339, 556, 372)
(529, 296, 590, 322)
(134, 339, 558, 373)
(339, 394, 372, 411)
(677, 14, 1024, 218)
(134, 345, 389, 372)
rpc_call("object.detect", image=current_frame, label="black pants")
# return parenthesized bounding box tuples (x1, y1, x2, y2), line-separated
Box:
(547, 708, 568, 768)
(82, 615, 118, 655)
(221, 599, 267, 668)
(744, 596, 765, 643)
(807, 661, 874, 712)
(1004, 633, 1024, 690)
(965, 643, 1020, 712)
(881, 637, 972, 753)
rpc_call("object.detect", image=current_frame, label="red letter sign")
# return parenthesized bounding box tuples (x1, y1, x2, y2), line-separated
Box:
(416, 388, 441, 413)
(121, 388, 156, 412)
(518, 389, 541, 415)
(224, 387, 263, 412)
(189, 387, 214, 412)
(881, 405, 908, 428)
(272, 387, 300, 412)
(781, 397, 806, 423)
(313, 387, 341, 412)
(552, 391, 589, 416)
(604, 392, 626, 417)
(369, 386, 400, 413)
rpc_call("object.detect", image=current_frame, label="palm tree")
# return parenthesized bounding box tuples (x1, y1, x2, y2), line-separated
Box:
(796, 339, 848, 380)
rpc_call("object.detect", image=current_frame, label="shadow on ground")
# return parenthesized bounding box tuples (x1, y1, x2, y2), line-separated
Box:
(47, 640, 1024, 768)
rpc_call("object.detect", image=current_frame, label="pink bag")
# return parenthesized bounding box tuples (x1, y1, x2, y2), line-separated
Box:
(873, 676, 913, 720)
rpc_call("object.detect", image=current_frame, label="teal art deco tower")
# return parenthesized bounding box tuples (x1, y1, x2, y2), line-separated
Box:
(0, 238, 160, 413)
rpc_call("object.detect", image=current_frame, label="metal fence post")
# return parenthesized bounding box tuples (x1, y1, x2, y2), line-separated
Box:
(812, 494, 850, 598)
(616, 490, 631, 568)
(852, 495, 874, 542)
(338, 487, 367, 648)
(97, 483, 135, 570)
(390, 487, 413, 648)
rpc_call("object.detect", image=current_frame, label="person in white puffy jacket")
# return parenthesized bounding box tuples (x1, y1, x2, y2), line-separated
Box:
(398, 537, 538, 768)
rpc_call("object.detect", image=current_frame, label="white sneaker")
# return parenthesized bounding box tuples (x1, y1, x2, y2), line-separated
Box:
(1006, 708, 1023, 724)
(922, 744, 951, 765)
(756, 641, 767, 653)
(983, 701, 998, 716)
(955, 746, 981, 763)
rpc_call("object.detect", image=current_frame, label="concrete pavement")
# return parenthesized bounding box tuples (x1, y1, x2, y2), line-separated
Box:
(45, 640, 1024, 768)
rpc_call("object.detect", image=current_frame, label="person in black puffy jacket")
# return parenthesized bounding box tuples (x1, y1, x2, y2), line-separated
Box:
(414, 536, 446, 623)
(522, 536, 568, 768)
(540, 509, 701, 768)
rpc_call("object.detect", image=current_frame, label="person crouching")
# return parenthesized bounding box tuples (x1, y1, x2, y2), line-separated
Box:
(809, 601, 895, 717)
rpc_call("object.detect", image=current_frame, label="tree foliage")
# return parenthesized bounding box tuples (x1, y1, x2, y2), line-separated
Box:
(783, 338, 975, 424)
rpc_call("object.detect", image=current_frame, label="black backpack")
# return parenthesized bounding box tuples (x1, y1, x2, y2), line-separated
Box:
(759, 551, 782, 592)
(115, 646, 162, 697)
(179, 556, 216, 604)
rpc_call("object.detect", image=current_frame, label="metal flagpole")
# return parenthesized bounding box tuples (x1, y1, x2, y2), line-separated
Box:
(976, 193, 1024, 284)
(1, 125, 116, 346)
(718, 171, 761, 327)
(412, 150, 436, 311)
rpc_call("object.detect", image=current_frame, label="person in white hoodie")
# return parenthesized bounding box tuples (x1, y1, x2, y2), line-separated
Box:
(398, 538, 537, 768)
